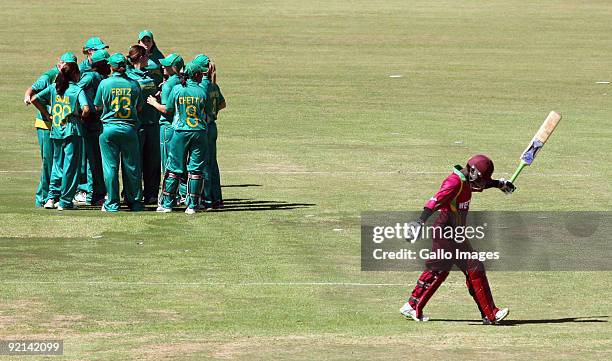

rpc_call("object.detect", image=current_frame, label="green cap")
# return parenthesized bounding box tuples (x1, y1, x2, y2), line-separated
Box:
(108, 53, 127, 67)
(60, 52, 78, 63)
(159, 53, 184, 69)
(138, 30, 154, 41)
(83, 36, 109, 51)
(192, 54, 210, 69)
(91, 49, 110, 64)
(184, 62, 203, 77)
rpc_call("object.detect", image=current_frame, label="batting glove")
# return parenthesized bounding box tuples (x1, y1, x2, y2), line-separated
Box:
(499, 178, 516, 194)
(405, 220, 424, 243)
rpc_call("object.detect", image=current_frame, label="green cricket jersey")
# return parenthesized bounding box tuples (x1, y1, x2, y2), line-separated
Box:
(94, 73, 142, 125)
(199, 78, 225, 122)
(35, 82, 88, 139)
(159, 74, 181, 124)
(166, 79, 207, 131)
(79, 59, 92, 73)
(145, 46, 165, 86)
(199, 78, 210, 95)
(126, 67, 160, 126)
(148, 46, 164, 64)
(31, 67, 60, 128)
(78, 70, 104, 102)
(78, 70, 104, 130)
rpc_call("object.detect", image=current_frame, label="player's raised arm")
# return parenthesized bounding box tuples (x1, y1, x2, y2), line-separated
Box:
(484, 178, 516, 194)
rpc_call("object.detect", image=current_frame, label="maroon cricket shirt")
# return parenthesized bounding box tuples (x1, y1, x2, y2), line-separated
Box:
(424, 165, 481, 227)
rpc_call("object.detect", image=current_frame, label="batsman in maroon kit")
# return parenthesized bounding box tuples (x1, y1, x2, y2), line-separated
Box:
(400, 155, 515, 325)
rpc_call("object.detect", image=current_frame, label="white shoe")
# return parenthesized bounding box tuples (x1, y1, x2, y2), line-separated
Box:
(185, 208, 196, 215)
(399, 302, 429, 322)
(156, 206, 172, 213)
(483, 308, 510, 325)
(73, 191, 87, 204)
(495, 308, 509, 322)
(44, 199, 56, 209)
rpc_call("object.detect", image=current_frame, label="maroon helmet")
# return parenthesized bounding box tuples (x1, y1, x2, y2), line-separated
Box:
(467, 154, 494, 189)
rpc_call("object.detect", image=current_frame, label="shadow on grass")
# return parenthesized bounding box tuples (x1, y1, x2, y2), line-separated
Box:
(218, 198, 315, 212)
(75, 196, 314, 213)
(431, 316, 608, 326)
(124, 198, 316, 212)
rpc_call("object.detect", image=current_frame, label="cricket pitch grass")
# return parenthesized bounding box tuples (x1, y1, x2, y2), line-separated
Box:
(0, 0, 611, 359)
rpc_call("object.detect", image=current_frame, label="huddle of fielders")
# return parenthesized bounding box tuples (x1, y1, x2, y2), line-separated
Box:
(24, 31, 226, 214)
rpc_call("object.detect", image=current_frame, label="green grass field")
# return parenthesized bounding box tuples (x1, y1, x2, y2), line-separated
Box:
(1, 0, 611, 359)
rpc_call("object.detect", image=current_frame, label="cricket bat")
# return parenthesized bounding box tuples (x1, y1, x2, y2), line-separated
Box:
(509, 111, 562, 183)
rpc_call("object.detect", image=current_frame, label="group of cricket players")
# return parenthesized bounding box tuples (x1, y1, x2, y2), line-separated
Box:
(23, 31, 521, 324)
(24, 31, 225, 214)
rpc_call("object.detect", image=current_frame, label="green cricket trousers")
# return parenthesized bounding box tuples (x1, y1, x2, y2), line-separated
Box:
(35, 128, 53, 207)
(48, 135, 82, 208)
(99, 122, 143, 212)
(202, 121, 222, 205)
(160, 130, 208, 210)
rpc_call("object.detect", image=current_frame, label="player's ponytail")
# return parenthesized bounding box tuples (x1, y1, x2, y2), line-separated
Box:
(128, 45, 147, 68)
(55, 62, 79, 96)
(113, 65, 127, 74)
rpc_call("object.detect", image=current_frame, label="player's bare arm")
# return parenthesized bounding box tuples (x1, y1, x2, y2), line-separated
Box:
(24, 87, 34, 105)
(147, 95, 166, 114)
(30, 96, 51, 122)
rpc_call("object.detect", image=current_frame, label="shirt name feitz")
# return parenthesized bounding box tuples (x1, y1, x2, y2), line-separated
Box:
(110, 88, 132, 96)
(178, 96, 203, 105)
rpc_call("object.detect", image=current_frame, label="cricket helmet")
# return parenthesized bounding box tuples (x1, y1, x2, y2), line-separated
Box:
(466, 154, 494, 185)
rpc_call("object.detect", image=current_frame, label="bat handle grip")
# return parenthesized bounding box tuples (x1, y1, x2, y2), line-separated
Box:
(509, 161, 527, 183)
